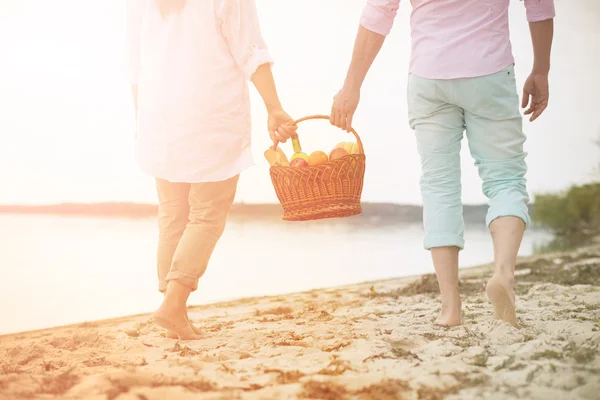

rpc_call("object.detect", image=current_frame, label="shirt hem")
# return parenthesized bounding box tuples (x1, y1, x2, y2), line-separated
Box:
(140, 160, 254, 184)
(409, 61, 515, 80)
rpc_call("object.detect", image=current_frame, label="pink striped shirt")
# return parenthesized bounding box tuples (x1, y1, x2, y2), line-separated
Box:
(360, 0, 555, 79)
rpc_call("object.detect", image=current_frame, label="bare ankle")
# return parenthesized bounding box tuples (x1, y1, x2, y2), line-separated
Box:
(439, 283, 459, 296)
(439, 288, 461, 305)
(493, 265, 515, 284)
(163, 281, 192, 305)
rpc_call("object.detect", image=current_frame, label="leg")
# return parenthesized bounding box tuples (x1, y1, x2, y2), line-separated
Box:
(156, 179, 190, 293)
(408, 74, 466, 327)
(154, 175, 239, 339)
(432, 246, 462, 326)
(153, 281, 199, 340)
(155, 179, 199, 338)
(487, 216, 524, 327)
(462, 65, 530, 327)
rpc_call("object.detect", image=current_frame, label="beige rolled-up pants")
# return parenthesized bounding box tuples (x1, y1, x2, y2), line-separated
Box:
(155, 175, 239, 292)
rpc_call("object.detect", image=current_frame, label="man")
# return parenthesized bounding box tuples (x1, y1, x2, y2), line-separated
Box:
(331, 0, 554, 327)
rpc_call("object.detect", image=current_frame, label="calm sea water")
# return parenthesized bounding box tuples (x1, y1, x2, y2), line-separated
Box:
(0, 214, 552, 335)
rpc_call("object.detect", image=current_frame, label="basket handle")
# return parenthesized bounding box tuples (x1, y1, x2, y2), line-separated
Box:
(274, 115, 364, 155)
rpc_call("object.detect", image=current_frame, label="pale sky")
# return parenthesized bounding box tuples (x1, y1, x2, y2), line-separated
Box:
(0, 0, 598, 206)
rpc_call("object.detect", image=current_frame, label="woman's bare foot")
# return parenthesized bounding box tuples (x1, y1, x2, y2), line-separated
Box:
(164, 314, 201, 339)
(486, 274, 518, 328)
(165, 330, 179, 339)
(154, 305, 201, 340)
(154, 281, 201, 340)
(190, 322, 202, 335)
(165, 324, 201, 339)
(155, 282, 202, 340)
(436, 287, 462, 327)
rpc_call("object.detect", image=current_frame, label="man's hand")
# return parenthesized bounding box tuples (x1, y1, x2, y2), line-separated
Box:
(268, 108, 297, 145)
(524, 17, 553, 122)
(522, 73, 549, 122)
(330, 86, 361, 132)
(329, 25, 386, 132)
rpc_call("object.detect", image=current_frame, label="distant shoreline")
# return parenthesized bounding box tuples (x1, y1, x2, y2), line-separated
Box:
(0, 202, 534, 226)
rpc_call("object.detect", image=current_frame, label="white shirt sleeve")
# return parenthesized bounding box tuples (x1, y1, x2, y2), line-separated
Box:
(218, 0, 273, 81)
(126, 0, 144, 84)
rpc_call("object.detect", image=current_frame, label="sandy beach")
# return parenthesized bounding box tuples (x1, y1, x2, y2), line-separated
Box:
(1, 245, 599, 400)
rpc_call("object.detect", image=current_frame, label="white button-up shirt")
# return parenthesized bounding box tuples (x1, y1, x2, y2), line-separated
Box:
(126, 0, 273, 182)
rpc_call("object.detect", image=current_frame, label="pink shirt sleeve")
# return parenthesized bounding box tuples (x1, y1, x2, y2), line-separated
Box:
(219, 0, 273, 81)
(359, 0, 401, 36)
(524, 0, 556, 22)
(126, 0, 143, 84)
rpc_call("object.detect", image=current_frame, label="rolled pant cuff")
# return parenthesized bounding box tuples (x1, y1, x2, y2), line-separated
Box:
(158, 280, 168, 293)
(486, 208, 531, 229)
(424, 234, 465, 251)
(165, 271, 199, 292)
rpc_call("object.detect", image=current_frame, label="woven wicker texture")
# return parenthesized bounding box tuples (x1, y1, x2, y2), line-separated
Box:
(269, 115, 366, 221)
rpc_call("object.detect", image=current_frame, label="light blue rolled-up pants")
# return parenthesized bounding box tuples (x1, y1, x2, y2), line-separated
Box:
(408, 65, 530, 250)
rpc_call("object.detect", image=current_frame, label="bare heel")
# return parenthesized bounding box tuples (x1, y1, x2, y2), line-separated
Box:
(486, 278, 519, 328)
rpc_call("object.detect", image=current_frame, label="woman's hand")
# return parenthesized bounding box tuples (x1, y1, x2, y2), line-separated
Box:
(268, 108, 297, 144)
(249, 64, 297, 144)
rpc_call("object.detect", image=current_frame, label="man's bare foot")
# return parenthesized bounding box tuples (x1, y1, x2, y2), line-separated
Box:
(486, 275, 518, 328)
(153, 305, 201, 340)
(436, 288, 462, 327)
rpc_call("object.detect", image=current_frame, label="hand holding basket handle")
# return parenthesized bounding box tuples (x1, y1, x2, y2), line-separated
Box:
(268, 115, 366, 221)
(272, 115, 364, 155)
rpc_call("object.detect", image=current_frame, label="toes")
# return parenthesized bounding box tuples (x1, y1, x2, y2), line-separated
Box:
(191, 324, 202, 336)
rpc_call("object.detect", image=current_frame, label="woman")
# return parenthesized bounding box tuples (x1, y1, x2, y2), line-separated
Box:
(126, 0, 296, 339)
(330, 0, 554, 327)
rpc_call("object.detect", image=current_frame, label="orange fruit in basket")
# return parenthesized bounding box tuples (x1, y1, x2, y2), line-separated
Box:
(308, 151, 329, 166)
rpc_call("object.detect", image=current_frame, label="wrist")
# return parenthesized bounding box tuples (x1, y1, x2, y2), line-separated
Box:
(343, 69, 364, 92)
(343, 78, 362, 93)
(265, 100, 283, 113)
(532, 65, 550, 76)
(532, 59, 550, 75)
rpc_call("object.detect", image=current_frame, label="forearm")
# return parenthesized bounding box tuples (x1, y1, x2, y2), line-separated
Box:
(529, 18, 554, 74)
(251, 63, 283, 112)
(131, 84, 138, 119)
(343, 26, 386, 91)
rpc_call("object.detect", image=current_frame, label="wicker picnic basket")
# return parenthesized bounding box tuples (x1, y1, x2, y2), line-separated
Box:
(269, 115, 366, 221)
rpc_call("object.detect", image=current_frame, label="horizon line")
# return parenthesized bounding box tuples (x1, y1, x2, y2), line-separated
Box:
(0, 200, 494, 208)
